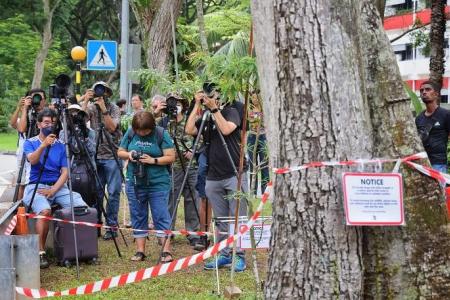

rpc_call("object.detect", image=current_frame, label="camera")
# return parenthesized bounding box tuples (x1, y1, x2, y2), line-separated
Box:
(164, 96, 178, 117)
(92, 81, 112, 98)
(49, 74, 71, 100)
(203, 82, 217, 98)
(31, 93, 42, 108)
(131, 150, 146, 179)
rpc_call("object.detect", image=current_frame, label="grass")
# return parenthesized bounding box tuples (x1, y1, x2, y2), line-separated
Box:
(40, 196, 272, 299)
(0, 132, 17, 152)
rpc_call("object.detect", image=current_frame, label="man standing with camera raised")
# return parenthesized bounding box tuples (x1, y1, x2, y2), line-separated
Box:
(81, 82, 122, 240)
(11, 89, 48, 200)
(185, 84, 248, 272)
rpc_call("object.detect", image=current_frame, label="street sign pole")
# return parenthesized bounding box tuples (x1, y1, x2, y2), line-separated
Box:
(120, 0, 129, 101)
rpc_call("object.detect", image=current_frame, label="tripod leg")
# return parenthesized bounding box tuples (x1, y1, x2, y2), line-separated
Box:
(97, 197, 122, 257)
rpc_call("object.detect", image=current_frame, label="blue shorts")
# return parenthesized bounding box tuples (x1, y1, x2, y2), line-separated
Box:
(23, 183, 87, 214)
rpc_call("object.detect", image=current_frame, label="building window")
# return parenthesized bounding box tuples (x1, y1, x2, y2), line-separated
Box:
(393, 44, 414, 61)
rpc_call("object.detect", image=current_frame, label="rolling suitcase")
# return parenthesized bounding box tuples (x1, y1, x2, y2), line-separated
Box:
(53, 206, 98, 267)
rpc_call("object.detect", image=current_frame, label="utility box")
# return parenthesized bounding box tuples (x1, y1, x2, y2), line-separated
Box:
(0, 235, 40, 300)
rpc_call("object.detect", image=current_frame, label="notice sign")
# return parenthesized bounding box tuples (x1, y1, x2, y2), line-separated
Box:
(342, 173, 404, 226)
(228, 219, 271, 249)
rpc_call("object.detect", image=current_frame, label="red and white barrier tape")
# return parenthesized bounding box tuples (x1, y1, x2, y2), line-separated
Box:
(15, 182, 272, 298)
(404, 161, 450, 186)
(3, 215, 17, 235)
(20, 213, 212, 237)
(272, 152, 427, 174)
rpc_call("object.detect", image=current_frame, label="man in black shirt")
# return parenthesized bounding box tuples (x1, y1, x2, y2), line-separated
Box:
(415, 80, 450, 173)
(185, 89, 248, 272)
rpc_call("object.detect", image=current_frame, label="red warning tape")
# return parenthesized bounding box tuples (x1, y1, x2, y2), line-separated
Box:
(3, 215, 17, 235)
(272, 152, 427, 174)
(20, 213, 212, 237)
(15, 183, 273, 298)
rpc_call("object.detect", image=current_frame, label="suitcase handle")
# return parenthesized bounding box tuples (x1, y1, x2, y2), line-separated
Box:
(74, 206, 89, 216)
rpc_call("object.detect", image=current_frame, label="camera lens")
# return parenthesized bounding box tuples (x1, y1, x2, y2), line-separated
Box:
(32, 94, 42, 106)
(94, 84, 106, 97)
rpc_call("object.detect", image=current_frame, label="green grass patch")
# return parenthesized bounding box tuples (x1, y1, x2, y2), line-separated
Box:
(40, 195, 272, 299)
(0, 132, 17, 152)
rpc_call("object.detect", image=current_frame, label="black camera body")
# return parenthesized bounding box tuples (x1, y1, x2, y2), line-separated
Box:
(164, 96, 178, 117)
(132, 150, 146, 180)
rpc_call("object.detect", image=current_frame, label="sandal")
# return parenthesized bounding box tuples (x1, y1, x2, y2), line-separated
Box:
(160, 252, 174, 263)
(130, 251, 146, 261)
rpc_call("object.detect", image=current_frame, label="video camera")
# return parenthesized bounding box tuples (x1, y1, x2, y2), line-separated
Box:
(49, 74, 71, 100)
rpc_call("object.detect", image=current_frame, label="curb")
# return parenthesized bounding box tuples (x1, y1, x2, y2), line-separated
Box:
(0, 151, 16, 156)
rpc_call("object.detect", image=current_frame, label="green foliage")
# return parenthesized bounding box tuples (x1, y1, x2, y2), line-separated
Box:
(138, 69, 202, 101)
(404, 83, 424, 115)
(0, 14, 69, 132)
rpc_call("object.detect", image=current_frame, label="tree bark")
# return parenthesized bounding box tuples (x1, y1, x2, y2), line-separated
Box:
(251, 1, 450, 299)
(31, 0, 60, 89)
(375, 0, 385, 21)
(429, 0, 446, 90)
(131, 0, 183, 73)
(196, 0, 209, 52)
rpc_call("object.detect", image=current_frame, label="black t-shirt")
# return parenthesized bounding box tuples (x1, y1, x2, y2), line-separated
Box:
(415, 106, 450, 164)
(196, 106, 247, 180)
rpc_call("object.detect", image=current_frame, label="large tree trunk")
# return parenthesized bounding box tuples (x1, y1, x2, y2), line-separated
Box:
(131, 0, 183, 73)
(31, 0, 60, 88)
(429, 0, 446, 90)
(196, 0, 208, 52)
(251, 1, 450, 299)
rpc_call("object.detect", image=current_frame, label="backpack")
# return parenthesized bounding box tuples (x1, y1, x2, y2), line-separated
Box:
(126, 126, 171, 172)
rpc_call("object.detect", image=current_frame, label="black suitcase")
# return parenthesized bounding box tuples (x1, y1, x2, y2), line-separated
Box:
(53, 206, 98, 267)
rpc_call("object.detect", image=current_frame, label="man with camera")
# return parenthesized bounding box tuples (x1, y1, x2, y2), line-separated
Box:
(23, 108, 87, 268)
(11, 89, 48, 200)
(185, 84, 248, 272)
(81, 82, 122, 240)
(159, 93, 204, 251)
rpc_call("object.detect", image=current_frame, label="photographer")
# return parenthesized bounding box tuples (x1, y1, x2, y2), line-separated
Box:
(159, 93, 203, 251)
(23, 108, 87, 268)
(13, 89, 47, 200)
(81, 82, 122, 240)
(150, 94, 166, 120)
(118, 111, 175, 262)
(59, 104, 97, 206)
(185, 85, 248, 272)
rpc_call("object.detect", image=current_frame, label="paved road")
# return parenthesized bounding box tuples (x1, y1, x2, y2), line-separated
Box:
(0, 153, 17, 208)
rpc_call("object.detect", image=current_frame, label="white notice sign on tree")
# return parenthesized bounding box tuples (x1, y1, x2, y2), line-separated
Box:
(342, 173, 404, 226)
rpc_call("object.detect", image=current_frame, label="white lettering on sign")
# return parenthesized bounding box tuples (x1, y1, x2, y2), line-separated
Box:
(343, 172, 404, 226)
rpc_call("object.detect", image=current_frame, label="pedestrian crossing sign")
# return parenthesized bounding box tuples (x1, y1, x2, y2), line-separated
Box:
(87, 40, 117, 71)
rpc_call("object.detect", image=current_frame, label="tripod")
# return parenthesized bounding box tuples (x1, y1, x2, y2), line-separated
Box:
(160, 110, 241, 256)
(12, 108, 37, 203)
(94, 105, 128, 247)
(165, 116, 203, 246)
(65, 112, 123, 257)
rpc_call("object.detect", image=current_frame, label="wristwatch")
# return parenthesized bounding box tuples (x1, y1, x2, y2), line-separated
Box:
(154, 158, 158, 165)
(211, 108, 219, 114)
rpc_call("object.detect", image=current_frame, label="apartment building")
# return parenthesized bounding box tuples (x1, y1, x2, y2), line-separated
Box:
(384, 0, 450, 102)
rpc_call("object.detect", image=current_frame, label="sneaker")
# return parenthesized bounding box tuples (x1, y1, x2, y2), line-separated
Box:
(103, 231, 118, 240)
(204, 254, 232, 270)
(233, 256, 246, 273)
(40, 252, 49, 269)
